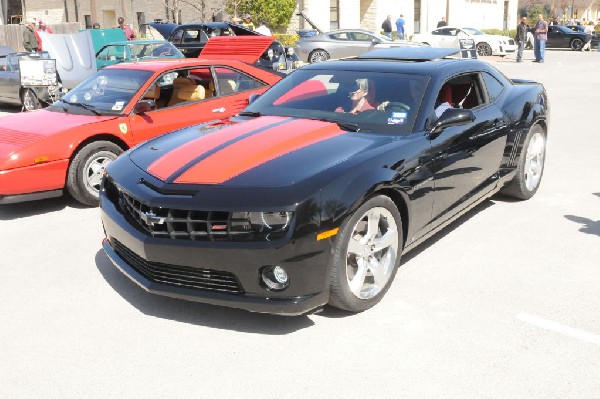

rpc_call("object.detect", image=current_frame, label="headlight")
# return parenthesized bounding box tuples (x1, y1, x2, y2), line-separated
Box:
(286, 47, 295, 55)
(231, 211, 292, 234)
(267, 49, 274, 59)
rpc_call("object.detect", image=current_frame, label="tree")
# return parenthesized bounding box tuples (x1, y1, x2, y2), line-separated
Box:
(225, 0, 296, 29)
(164, 0, 215, 23)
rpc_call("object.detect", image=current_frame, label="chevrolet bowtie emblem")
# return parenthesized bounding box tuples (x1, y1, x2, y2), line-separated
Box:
(139, 210, 166, 226)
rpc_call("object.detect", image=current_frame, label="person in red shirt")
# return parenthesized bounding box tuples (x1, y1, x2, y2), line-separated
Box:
(335, 79, 376, 114)
(35, 20, 53, 51)
(117, 17, 136, 41)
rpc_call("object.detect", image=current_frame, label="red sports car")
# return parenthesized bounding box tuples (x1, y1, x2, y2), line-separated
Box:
(0, 37, 281, 206)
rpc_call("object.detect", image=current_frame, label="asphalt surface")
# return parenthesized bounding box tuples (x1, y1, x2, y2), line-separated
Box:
(1, 50, 599, 398)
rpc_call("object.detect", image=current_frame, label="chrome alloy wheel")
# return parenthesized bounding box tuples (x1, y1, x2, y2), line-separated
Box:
(84, 154, 113, 194)
(524, 131, 545, 192)
(345, 207, 399, 299)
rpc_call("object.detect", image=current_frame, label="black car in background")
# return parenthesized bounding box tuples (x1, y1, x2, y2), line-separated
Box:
(142, 20, 302, 72)
(565, 24, 599, 47)
(530, 24, 593, 50)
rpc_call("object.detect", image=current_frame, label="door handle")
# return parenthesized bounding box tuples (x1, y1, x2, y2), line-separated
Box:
(212, 107, 226, 113)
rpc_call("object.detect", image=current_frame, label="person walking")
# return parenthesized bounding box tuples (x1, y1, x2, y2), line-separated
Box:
(117, 16, 136, 41)
(23, 19, 39, 52)
(381, 15, 393, 39)
(533, 14, 548, 63)
(581, 21, 594, 51)
(437, 17, 447, 28)
(395, 14, 405, 40)
(515, 17, 529, 62)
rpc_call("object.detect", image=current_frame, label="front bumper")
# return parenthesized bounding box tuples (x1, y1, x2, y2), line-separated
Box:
(99, 189, 333, 315)
(0, 159, 68, 203)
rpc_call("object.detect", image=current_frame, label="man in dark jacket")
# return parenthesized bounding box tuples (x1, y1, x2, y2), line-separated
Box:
(23, 20, 39, 52)
(381, 15, 393, 39)
(515, 17, 529, 62)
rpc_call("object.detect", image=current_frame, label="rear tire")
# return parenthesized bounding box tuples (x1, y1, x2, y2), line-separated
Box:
(21, 89, 41, 111)
(501, 124, 546, 200)
(570, 38, 584, 51)
(328, 195, 402, 312)
(476, 42, 493, 56)
(67, 141, 123, 206)
(308, 49, 330, 63)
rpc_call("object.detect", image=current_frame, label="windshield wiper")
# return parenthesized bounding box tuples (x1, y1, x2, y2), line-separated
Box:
(238, 111, 262, 117)
(60, 99, 102, 116)
(335, 121, 360, 132)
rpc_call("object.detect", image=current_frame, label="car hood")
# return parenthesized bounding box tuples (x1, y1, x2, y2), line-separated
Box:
(129, 116, 395, 188)
(0, 110, 115, 157)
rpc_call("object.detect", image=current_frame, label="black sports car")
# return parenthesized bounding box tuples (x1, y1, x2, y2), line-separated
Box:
(565, 25, 599, 48)
(100, 48, 549, 315)
(530, 24, 593, 50)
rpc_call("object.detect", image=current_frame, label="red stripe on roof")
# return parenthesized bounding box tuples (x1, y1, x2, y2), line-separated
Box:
(174, 119, 345, 184)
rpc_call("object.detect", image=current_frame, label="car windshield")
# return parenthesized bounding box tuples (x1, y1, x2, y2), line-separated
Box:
(128, 42, 182, 59)
(462, 28, 485, 35)
(48, 69, 153, 115)
(243, 68, 427, 134)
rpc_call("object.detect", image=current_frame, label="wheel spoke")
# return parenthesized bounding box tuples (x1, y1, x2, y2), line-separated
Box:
(88, 173, 102, 188)
(366, 210, 381, 241)
(347, 235, 364, 256)
(369, 255, 390, 288)
(348, 259, 368, 296)
(372, 228, 398, 253)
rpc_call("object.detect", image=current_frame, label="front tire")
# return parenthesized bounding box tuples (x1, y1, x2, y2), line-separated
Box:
(308, 49, 330, 63)
(476, 42, 493, 56)
(21, 89, 41, 111)
(67, 141, 123, 206)
(570, 38, 584, 51)
(501, 124, 546, 200)
(328, 195, 403, 312)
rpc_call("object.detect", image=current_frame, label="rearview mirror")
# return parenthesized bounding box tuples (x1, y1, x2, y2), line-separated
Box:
(428, 108, 476, 139)
(248, 93, 260, 104)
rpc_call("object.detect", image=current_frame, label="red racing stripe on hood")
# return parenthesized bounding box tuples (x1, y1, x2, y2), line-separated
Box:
(174, 119, 346, 184)
(147, 116, 290, 181)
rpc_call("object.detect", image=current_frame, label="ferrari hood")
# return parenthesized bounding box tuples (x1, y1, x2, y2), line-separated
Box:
(0, 110, 116, 156)
(200, 36, 274, 65)
(129, 116, 393, 187)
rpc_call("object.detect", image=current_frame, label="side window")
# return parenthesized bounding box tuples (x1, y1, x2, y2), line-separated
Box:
(142, 68, 212, 111)
(435, 73, 484, 116)
(481, 72, 504, 102)
(329, 33, 349, 40)
(183, 30, 200, 43)
(169, 29, 184, 44)
(351, 32, 373, 41)
(214, 67, 266, 95)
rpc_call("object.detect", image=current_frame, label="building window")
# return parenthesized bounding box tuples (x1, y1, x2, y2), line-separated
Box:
(84, 15, 92, 29)
(330, 0, 339, 30)
(414, 0, 421, 33)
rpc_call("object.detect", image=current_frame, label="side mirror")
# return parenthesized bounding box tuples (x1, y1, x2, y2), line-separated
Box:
(248, 93, 260, 104)
(428, 108, 475, 139)
(133, 99, 155, 114)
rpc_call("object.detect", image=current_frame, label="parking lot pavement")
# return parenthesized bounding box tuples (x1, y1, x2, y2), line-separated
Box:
(1, 50, 600, 398)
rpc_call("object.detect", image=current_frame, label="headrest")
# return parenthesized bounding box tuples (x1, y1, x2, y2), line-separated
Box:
(178, 85, 205, 101)
(172, 77, 195, 88)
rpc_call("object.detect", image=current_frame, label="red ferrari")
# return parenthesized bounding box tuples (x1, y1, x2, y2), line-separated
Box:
(0, 37, 281, 206)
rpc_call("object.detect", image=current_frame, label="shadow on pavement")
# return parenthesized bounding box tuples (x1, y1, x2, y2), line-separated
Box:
(94, 250, 315, 333)
(0, 195, 89, 220)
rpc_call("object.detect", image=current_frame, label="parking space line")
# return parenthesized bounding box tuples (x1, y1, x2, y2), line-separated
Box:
(517, 312, 600, 346)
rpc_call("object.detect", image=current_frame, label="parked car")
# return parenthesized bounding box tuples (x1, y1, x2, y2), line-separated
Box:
(142, 20, 302, 72)
(412, 27, 517, 56)
(564, 25, 598, 48)
(0, 51, 60, 110)
(295, 29, 425, 63)
(95, 40, 183, 69)
(0, 42, 282, 206)
(530, 25, 592, 51)
(99, 47, 549, 315)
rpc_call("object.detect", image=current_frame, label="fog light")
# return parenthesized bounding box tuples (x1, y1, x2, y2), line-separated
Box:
(261, 265, 289, 291)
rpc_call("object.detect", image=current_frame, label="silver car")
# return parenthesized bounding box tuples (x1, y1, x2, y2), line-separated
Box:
(295, 29, 425, 63)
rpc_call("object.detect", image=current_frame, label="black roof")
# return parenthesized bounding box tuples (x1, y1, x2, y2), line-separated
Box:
(357, 47, 461, 61)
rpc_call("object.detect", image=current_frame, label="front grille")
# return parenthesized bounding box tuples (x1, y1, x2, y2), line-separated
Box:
(118, 189, 255, 241)
(113, 239, 244, 294)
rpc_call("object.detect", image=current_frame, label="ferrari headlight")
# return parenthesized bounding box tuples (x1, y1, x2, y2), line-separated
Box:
(231, 211, 292, 233)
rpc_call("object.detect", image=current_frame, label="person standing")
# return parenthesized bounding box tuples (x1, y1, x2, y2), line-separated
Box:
(117, 16, 136, 41)
(533, 14, 548, 63)
(515, 17, 529, 62)
(23, 19, 39, 52)
(381, 15, 393, 39)
(35, 20, 53, 51)
(437, 17, 447, 28)
(395, 14, 405, 40)
(241, 14, 255, 31)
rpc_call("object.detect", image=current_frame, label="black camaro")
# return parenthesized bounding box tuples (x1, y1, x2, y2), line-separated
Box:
(100, 48, 549, 315)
